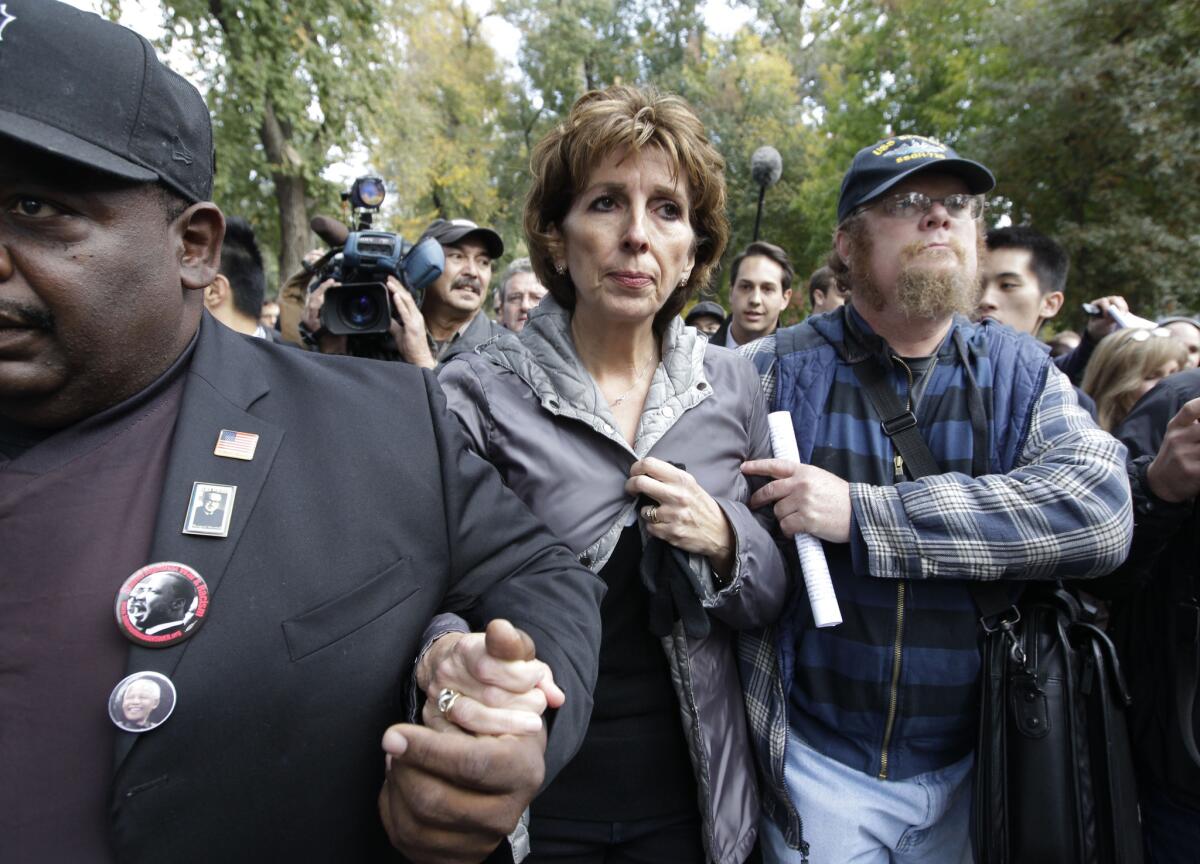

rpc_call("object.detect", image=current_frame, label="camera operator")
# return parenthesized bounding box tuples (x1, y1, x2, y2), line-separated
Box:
(302, 217, 505, 368)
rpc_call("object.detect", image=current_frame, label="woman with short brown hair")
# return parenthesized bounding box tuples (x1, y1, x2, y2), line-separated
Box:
(430, 85, 788, 863)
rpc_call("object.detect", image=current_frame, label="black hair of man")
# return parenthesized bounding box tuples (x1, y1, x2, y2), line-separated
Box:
(219, 217, 267, 320)
(808, 266, 837, 307)
(157, 186, 190, 225)
(985, 226, 1070, 296)
(729, 241, 794, 294)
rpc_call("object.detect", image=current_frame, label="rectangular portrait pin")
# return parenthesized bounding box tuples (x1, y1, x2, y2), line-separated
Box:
(182, 482, 237, 538)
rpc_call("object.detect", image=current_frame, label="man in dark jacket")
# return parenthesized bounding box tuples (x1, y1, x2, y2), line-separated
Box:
(0, 4, 602, 862)
(1106, 370, 1200, 864)
(710, 241, 794, 348)
(411, 218, 507, 364)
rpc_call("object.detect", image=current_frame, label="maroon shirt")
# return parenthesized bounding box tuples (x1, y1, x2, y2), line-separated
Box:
(0, 342, 192, 861)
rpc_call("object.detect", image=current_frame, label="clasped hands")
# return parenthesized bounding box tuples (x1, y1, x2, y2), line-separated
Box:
(379, 619, 558, 863)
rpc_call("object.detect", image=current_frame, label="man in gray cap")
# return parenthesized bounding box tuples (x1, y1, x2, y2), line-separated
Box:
(388, 218, 507, 367)
(0, 2, 602, 861)
(737, 135, 1132, 862)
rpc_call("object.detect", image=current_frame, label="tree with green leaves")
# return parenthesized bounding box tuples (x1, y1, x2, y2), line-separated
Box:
(369, 0, 511, 244)
(147, 0, 380, 282)
(738, 0, 995, 288)
(966, 0, 1200, 318)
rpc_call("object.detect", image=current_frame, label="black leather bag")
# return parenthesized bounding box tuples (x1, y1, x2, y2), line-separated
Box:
(849, 354, 1144, 864)
(972, 585, 1144, 864)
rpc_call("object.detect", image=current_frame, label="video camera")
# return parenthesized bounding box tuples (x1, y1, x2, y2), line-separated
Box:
(310, 177, 444, 336)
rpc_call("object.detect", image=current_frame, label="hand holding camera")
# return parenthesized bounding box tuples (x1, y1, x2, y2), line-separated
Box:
(385, 277, 437, 369)
(304, 177, 445, 362)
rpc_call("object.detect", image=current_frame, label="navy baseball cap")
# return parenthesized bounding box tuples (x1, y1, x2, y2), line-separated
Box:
(837, 135, 994, 224)
(0, 0, 214, 202)
(420, 218, 505, 260)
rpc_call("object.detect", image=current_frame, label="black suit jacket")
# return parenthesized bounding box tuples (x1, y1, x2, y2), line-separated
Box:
(109, 314, 603, 861)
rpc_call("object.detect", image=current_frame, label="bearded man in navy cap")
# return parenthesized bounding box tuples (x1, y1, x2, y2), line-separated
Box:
(0, 2, 602, 862)
(737, 135, 1133, 862)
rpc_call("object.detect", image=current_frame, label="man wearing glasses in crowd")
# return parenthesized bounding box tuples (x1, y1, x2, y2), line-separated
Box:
(739, 135, 1131, 862)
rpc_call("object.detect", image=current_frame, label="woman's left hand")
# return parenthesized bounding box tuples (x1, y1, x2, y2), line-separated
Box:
(625, 457, 734, 578)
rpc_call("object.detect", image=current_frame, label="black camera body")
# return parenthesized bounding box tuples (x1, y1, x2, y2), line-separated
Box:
(313, 178, 445, 336)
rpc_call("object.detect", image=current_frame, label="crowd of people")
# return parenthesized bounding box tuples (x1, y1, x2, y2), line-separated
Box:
(4, 3, 1199, 864)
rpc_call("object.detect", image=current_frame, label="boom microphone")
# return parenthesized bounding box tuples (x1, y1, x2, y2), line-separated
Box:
(750, 146, 783, 241)
(311, 215, 349, 247)
(751, 146, 783, 188)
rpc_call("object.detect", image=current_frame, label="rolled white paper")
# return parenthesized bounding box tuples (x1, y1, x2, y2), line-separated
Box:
(766, 412, 842, 628)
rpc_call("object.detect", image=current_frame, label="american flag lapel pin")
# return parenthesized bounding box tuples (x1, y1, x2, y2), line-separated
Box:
(213, 429, 259, 461)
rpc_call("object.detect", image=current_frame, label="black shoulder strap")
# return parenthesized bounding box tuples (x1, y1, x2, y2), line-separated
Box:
(850, 356, 1010, 618)
(850, 356, 941, 479)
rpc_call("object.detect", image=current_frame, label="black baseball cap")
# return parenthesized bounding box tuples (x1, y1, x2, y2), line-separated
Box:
(685, 301, 726, 325)
(420, 218, 505, 260)
(0, 0, 214, 203)
(837, 135, 994, 224)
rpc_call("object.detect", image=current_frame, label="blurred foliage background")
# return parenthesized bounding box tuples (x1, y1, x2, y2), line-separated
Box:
(103, 0, 1199, 328)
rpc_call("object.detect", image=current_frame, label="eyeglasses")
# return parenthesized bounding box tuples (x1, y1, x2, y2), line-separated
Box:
(1127, 327, 1173, 342)
(856, 191, 985, 221)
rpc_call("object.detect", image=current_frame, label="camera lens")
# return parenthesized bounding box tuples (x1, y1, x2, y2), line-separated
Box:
(322, 282, 392, 335)
(340, 290, 381, 330)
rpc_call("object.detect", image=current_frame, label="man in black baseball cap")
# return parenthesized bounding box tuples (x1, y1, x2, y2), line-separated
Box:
(739, 134, 1130, 863)
(375, 217, 507, 367)
(684, 300, 726, 337)
(0, 0, 213, 203)
(420, 217, 505, 260)
(0, 3, 602, 862)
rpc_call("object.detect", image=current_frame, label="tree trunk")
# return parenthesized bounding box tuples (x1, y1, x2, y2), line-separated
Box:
(260, 99, 310, 283)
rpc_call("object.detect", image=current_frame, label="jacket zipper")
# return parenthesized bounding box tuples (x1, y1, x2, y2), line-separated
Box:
(878, 580, 906, 779)
(878, 355, 915, 779)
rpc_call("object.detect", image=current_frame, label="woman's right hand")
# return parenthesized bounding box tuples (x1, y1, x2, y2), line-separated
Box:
(417, 619, 563, 736)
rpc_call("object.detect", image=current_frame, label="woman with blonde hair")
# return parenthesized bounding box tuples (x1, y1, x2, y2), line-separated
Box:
(421, 85, 788, 863)
(1083, 327, 1186, 430)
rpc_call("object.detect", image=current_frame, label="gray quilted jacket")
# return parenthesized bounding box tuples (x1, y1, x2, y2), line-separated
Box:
(437, 298, 791, 864)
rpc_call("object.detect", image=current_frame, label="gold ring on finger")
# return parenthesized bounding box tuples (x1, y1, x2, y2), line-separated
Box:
(436, 688, 460, 715)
